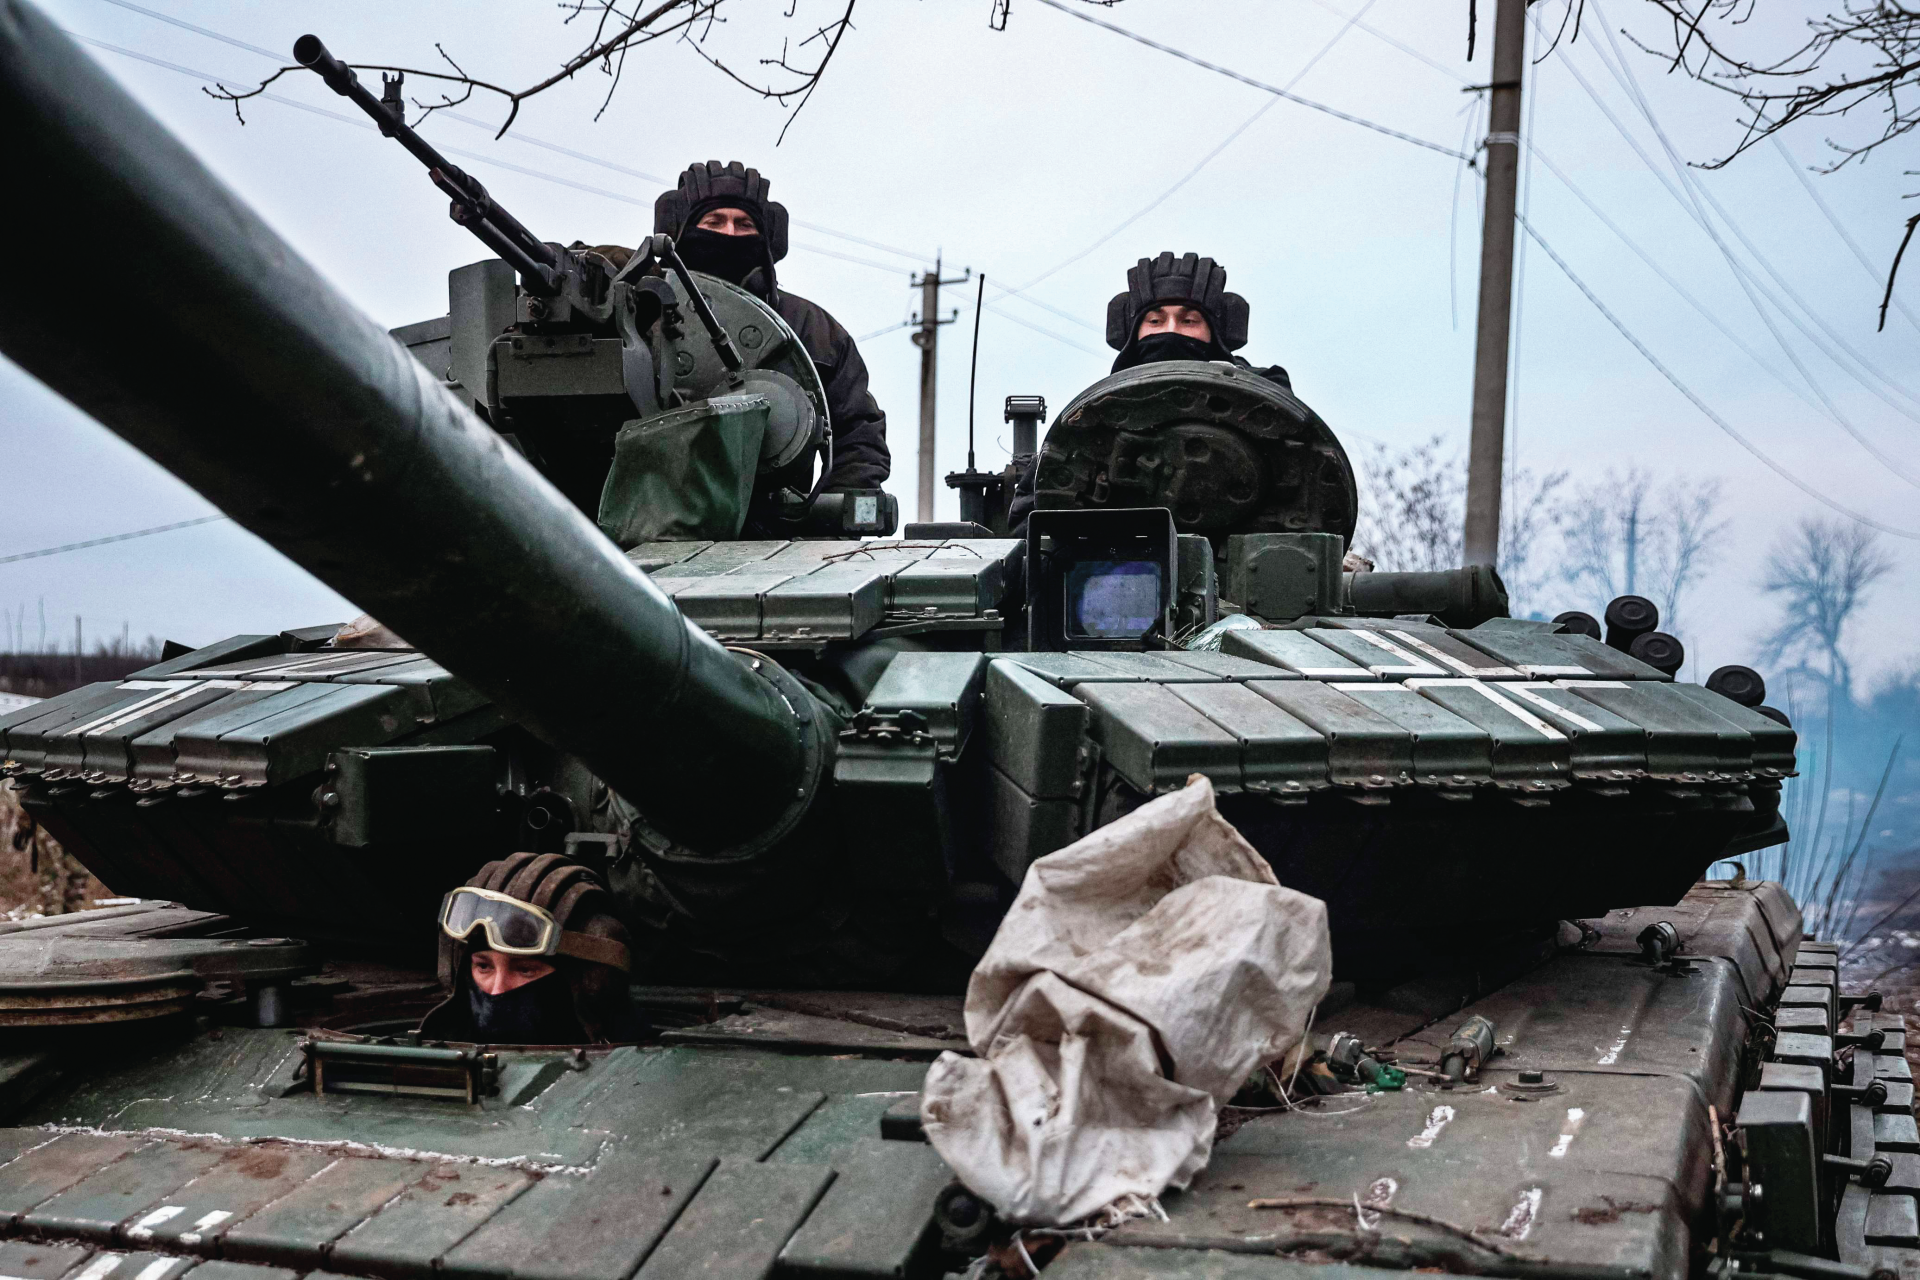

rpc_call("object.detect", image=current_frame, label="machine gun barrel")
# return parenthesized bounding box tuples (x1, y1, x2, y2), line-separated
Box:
(0, 4, 815, 851)
(291, 35, 562, 295)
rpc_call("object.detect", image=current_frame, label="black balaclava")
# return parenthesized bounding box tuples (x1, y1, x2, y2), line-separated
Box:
(678, 198, 770, 288)
(1113, 331, 1221, 372)
(1106, 252, 1250, 373)
(466, 968, 587, 1044)
(653, 162, 791, 299)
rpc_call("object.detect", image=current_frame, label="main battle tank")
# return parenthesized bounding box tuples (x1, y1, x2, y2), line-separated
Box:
(0, 7, 1909, 1279)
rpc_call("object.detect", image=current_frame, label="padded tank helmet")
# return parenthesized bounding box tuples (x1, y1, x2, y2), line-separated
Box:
(427, 851, 636, 1043)
(1105, 252, 1250, 354)
(653, 160, 790, 264)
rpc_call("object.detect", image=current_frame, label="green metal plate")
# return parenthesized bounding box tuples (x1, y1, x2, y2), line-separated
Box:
(0, 1134, 148, 1229)
(777, 1138, 948, 1277)
(21, 1140, 227, 1242)
(438, 1148, 716, 1280)
(127, 1147, 337, 1251)
(1167, 682, 1327, 797)
(1219, 630, 1368, 680)
(1403, 679, 1570, 785)
(1077, 683, 1242, 794)
(631, 1159, 831, 1280)
(1246, 681, 1411, 787)
(326, 1163, 536, 1275)
(1327, 683, 1492, 786)
(984, 660, 1088, 800)
(219, 1157, 422, 1269)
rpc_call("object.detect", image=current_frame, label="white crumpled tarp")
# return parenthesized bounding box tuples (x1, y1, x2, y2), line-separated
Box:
(920, 775, 1331, 1226)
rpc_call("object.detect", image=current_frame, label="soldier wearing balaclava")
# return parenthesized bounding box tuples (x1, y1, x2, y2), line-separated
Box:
(1105, 252, 1291, 389)
(1007, 252, 1295, 534)
(654, 161, 890, 493)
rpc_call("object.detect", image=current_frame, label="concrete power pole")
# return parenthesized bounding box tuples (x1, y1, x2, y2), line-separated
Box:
(1461, 0, 1527, 568)
(909, 257, 969, 524)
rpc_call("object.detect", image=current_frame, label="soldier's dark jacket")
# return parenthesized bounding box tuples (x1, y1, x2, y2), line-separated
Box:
(770, 289, 890, 493)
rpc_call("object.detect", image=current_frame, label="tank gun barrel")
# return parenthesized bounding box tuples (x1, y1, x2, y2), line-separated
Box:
(0, 4, 813, 851)
(292, 34, 562, 295)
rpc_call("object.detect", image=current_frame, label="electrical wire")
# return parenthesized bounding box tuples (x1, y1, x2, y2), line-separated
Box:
(0, 516, 231, 566)
(1772, 137, 1920, 337)
(96, 33, 1106, 363)
(1029, 0, 1469, 161)
(74, 15, 1121, 360)
(90, 0, 936, 266)
(1552, 26, 1920, 489)
(1006, 0, 1381, 298)
(1583, 5, 1920, 422)
(1517, 214, 1920, 539)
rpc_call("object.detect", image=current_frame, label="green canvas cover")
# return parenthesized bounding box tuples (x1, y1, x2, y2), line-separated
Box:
(598, 394, 769, 546)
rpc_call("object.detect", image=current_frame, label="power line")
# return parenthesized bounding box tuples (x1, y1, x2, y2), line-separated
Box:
(1009, 0, 1381, 297)
(1525, 139, 1881, 432)
(0, 516, 231, 566)
(1031, 0, 1470, 161)
(1584, 5, 1920, 419)
(74, 16, 1126, 362)
(89, 0, 935, 266)
(1772, 138, 1920, 337)
(1549, 27, 1920, 490)
(1295, 0, 1471, 86)
(1518, 215, 1920, 539)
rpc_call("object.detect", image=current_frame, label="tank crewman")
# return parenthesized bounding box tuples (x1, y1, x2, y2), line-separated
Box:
(1104, 251, 1290, 388)
(419, 852, 645, 1044)
(654, 160, 890, 493)
(1010, 251, 1292, 533)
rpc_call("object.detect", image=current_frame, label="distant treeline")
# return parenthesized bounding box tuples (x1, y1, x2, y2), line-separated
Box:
(0, 644, 164, 699)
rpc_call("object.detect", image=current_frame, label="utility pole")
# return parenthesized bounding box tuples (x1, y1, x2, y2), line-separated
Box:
(909, 257, 969, 524)
(1461, 0, 1526, 568)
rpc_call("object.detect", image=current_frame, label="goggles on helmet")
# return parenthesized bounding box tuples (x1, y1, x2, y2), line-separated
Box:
(438, 886, 631, 971)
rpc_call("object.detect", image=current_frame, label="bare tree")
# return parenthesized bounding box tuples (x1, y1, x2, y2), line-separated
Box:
(1760, 515, 1895, 695)
(209, 0, 860, 142)
(1348, 435, 1566, 610)
(1499, 468, 1572, 612)
(1609, 0, 1920, 326)
(1559, 469, 1728, 630)
(1350, 436, 1464, 573)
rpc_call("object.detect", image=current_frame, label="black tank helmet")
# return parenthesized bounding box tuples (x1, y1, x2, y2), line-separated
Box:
(653, 161, 790, 292)
(420, 851, 641, 1044)
(1106, 252, 1250, 366)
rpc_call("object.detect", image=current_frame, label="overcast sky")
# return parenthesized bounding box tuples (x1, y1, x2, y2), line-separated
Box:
(4, 0, 1916, 693)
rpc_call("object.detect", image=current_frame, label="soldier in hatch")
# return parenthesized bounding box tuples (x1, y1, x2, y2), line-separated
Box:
(419, 853, 644, 1045)
(1010, 251, 1295, 533)
(1105, 251, 1291, 389)
(655, 160, 890, 494)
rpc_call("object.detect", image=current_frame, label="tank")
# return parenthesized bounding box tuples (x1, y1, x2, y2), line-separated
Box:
(0, 7, 1909, 1279)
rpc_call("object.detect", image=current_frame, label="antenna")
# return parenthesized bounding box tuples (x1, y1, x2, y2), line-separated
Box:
(967, 274, 986, 471)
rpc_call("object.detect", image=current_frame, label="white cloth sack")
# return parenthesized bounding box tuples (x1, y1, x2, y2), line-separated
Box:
(920, 775, 1331, 1226)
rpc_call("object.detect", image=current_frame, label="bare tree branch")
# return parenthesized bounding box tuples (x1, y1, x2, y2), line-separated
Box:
(1585, 0, 1919, 325)
(205, 0, 858, 142)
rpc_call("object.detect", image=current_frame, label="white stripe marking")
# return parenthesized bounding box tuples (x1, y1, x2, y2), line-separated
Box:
(1345, 630, 1446, 677)
(125, 1204, 185, 1240)
(1597, 1024, 1633, 1065)
(1550, 1107, 1587, 1158)
(1500, 1188, 1544, 1239)
(1506, 683, 1608, 733)
(72, 1257, 126, 1280)
(1407, 1105, 1456, 1149)
(178, 1207, 232, 1244)
(64, 685, 194, 736)
(133, 1260, 182, 1280)
(1387, 629, 1519, 678)
(1404, 679, 1567, 740)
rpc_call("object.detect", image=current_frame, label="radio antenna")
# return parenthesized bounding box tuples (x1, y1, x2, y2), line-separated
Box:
(966, 274, 986, 471)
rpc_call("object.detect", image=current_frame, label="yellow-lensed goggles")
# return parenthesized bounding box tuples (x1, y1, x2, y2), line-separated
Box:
(438, 886, 630, 971)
